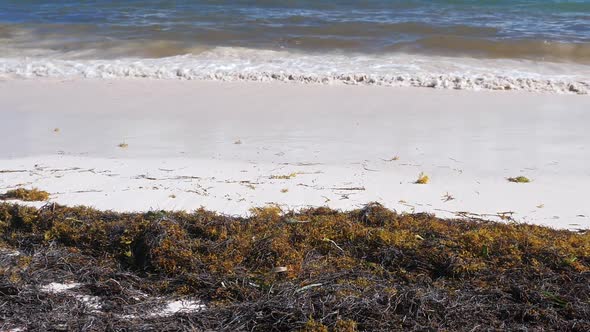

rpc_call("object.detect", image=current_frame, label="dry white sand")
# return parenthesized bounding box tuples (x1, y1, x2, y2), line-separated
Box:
(0, 79, 589, 230)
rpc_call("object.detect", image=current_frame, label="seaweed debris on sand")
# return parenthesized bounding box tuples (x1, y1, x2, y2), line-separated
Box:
(508, 176, 531, 183)
(0, 188, 50, 202)
(0, 202, 588, 331)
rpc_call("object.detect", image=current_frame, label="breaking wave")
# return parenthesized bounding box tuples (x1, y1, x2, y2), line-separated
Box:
(1, 47, 589, 94)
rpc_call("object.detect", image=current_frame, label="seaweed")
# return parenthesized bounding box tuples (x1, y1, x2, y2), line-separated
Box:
(1, 188, 50, 201)
(415, 172, 429, 184)
(270, 172, 298, 180)
(0, 202, 588, 331)
(508, 176, 531, 183)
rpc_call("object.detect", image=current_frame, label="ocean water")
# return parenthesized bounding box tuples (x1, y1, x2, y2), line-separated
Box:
(1, 0, 589, 93)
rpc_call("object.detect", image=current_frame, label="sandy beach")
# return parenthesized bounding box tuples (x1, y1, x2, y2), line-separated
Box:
(1, 79, 589, 230)
(3, 2, 590, 331)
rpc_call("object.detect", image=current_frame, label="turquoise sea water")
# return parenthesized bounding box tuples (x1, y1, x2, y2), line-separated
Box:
(0, 1, 589, 92)
(1, 0, 589, 59)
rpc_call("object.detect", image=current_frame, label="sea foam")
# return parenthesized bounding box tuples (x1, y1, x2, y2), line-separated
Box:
(1, 47, 588, 94)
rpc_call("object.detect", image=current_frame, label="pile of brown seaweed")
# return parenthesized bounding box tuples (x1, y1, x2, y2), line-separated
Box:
(1, 202, 589, 331)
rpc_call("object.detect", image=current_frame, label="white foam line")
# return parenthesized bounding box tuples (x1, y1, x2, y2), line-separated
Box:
(0, 47, 588, 94)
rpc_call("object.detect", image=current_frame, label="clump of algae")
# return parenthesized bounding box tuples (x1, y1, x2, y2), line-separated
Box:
(1, 188, 49, 201)
(508, 176, 530, 183)
(415, 172, 429, 184)
(270, 172, 298, 180)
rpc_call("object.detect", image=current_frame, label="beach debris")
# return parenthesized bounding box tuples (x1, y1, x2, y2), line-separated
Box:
(234, 139, 243, 145)
(441, 192, 455, 202)
(280, 188, 289, 193)
(270, 172, 298, 180)
(322, 237, 344, 253)
(537, 204, 545, 209)
(272, 266, 288, 273)
(53, 128, 60, 133)
(118, 142, 129, 149)
(1, 188, 49, 201)
(2, 203, 589, 331)
(296, 283, 323, 293)
(363, 164, 380, 172)
(169, 194, 176, 199)
(415, 172, 430, 184)
(0, 169, 28, 174)
(497, 211, 515, 221)
(135, 174, 158, 180)
(382, 155, 400, 162)
(329, 186, 365, 191)
(279, 162, 323, 166)
(508, 176, 530, 183)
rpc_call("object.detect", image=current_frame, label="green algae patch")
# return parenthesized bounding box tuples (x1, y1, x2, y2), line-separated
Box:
(508, 176, 531, 183)
(1, 188, 50, 202)
(0, 202, 588, 331)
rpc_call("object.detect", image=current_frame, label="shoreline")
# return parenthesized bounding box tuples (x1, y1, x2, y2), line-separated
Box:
(1, 79, 589, 230)
(1, 47, 589, 94)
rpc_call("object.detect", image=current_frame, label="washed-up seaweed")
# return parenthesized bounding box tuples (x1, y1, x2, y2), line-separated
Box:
(0, 201, 589, 331)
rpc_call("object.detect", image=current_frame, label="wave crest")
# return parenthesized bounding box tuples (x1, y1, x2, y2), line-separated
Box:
(1, 48, 589, 94)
